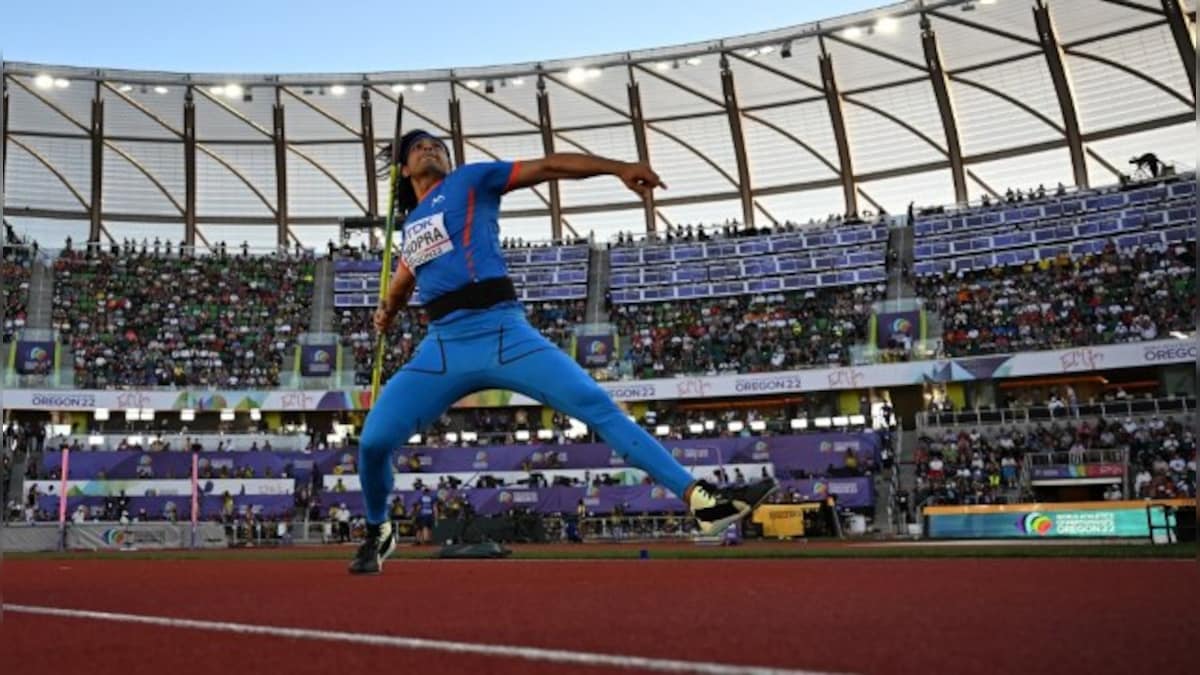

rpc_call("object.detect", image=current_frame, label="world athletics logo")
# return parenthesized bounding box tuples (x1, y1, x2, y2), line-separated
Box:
(1018, 512, 1054, 536)
(891, 317, 913, 335)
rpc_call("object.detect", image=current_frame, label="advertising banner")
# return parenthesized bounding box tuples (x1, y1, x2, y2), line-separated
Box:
(1030, 464, 1125, 480)
(574, 334, 616, 368)
(924, 501, 1178, 539)
(874, 309, 923, 349)
(299, 344, 336, 377)
(0, 339, 1192, 411)
(14, 339, 54, 375)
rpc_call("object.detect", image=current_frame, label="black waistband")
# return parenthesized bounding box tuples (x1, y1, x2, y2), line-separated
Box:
(424, 277, 518, 321)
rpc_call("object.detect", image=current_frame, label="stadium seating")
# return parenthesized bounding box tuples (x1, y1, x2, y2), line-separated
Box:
(1, 245, 31, 344)
(50, 249, 315, 388)
(613, 285, 884, 377)
(913, 174, 1197, 357)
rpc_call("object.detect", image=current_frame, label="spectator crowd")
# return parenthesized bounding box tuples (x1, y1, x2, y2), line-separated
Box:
(917, 241, 1195, 357)
(51, 243, 315, 388)
(612, 285, 884, 378)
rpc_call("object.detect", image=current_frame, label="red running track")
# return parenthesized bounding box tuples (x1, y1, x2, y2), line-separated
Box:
(1, 557, 1195, 674)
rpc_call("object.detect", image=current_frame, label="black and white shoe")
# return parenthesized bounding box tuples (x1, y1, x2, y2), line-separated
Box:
(348, 521, 396, 575)
(687, 479, 778, 536)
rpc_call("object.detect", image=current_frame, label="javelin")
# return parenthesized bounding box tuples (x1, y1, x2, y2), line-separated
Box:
(370, 98, 404, 403)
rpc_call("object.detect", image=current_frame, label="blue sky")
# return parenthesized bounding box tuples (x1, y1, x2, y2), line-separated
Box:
(1, 0, 885, 73)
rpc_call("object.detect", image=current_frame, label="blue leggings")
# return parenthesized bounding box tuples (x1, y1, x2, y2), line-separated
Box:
(358, 305, 696, 524)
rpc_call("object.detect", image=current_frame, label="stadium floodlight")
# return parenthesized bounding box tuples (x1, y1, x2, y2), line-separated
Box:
(537, 429, 554, 440)
(154, 86, 168, 94)
(330, 84, 346, 96)
(654, 61, 671, 71)
(139, 408, 155, 422)
(842, 26, 864, 39)
(209, 86, 225, 96)
(790, 418, 808, 430)
(585, 67, 602, 79)
(566, 67, 589, 84)
(685, 57, 702, 66)
(744, 48, 759, 57)
(408, 433, 422, 444)
(849, 414, 867, 426)
(688, 423, 704, 435)
(118, 84, 134, 92)
(179, 408, 195, 422)
(727, 421, 745, 433)
(654, 424, 671, 437)
(749, 420, 767, 432)
(124, 409, 140, 422)
(34, 74, 54, 89)
(832, 416, 851, 427)
(758, 45, 775, 55)
(94, 408, 110, 421)
(444, 432, 459, 443)
(249, 408, 262, 421)
(876, 16, 899, 33)
(704, 420, 716, 431)
(411, 83, 426, 92)
(88, 435, 105, 447)
(54, 78, 70, 88)
(391, 83, 407, 93)
(814, 417, 833, 428)
(220, 408, 235, 421)
(509, 77, 525, 86)
(224, 84, 243, 99)
(465, 80, 481, 89)
(515, 430, 531, 441)
(461, 431, 479, 443)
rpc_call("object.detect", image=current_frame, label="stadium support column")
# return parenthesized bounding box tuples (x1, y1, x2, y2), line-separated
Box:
(183, 87, 197, 248)
(1, 71, 8, 231)
(921, 16, 967, 204)
(536, 76, 563, 241)
(626, 75, 655, 234)
(1033, 0, 1088, 189)
(448, 87, 466, 168)
(273, 88, 289, 248)
(818, 39, 857, 218)
(360, 86, 378, 218)
(89, 81, 104, 244)
(720, 56, 755, 228)
(1161, 0, 1197, 96)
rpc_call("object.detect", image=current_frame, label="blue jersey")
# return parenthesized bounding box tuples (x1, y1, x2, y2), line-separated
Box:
(399, 161, 520, 308)
(418, 494, 435, 516)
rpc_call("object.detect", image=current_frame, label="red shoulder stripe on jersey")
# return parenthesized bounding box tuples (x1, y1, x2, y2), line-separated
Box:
(502, 161, 523, 193)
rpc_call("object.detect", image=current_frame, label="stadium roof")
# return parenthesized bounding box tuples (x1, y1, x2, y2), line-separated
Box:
(1, 0, 1195, 248)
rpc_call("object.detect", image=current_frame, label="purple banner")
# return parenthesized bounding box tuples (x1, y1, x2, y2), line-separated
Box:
(338, 477, 874, 515)
(15, 340, 54, 375)
(43, 433, 880, 483)
(300, 344, 336, 376)
(575, 334, 615, 367)
(1031, 464, 1125, 480)
(875, 310, 922, 349)
(39, 494, 295, 520)
(379, 433, 879, 476)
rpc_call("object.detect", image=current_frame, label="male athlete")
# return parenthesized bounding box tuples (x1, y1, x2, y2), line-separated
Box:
(350, 130, 775, 574)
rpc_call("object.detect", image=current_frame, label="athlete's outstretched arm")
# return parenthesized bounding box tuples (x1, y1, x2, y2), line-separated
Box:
(505, 154, 666, 198)
(374, 261, 415, 333)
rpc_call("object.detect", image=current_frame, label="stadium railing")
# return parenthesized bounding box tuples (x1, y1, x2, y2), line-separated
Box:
(916, 397, 1196, 429)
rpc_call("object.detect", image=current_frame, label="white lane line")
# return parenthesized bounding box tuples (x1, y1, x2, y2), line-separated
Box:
(2, 603, 853, 675)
